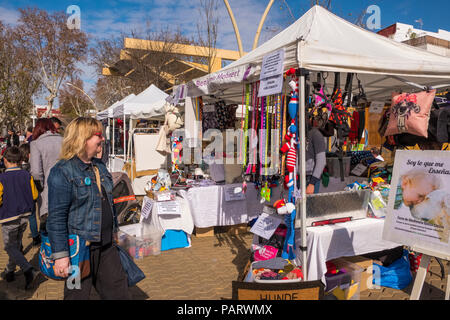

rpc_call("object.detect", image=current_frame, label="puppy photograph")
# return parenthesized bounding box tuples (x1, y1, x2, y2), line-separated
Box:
(400, 169, 450, 243)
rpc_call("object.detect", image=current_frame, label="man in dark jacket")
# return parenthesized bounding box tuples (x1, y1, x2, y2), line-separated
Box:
(6, 129, 20, 148)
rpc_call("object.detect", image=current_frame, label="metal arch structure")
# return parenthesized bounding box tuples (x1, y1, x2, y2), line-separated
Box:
(223, 0, 279, 53)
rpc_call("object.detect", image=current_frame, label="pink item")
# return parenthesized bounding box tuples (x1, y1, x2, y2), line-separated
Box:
(384, 90, 436, 138)
(254, 246, 279, 261)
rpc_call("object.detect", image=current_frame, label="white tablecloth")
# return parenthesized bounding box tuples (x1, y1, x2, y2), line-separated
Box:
(295, 218, 399, 282)
(183, 183, 284, 228)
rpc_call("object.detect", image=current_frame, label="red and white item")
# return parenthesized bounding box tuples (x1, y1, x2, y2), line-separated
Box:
(280, 120, 297, 173)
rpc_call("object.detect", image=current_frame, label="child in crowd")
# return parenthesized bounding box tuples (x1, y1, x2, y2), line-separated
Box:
(19, 143, 41, 246)
(0, 147, 40, 289)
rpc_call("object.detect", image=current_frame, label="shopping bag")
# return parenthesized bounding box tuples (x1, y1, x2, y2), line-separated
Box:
(115, 244, 146, 287)
(372, 249, 412, 290)
(39, 233, 90, 281)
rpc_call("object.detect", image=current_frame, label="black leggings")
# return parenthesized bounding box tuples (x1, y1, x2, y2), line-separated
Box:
(63, 245, 130, 300)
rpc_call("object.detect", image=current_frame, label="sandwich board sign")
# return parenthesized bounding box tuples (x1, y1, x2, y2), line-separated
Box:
(382, 150, 450, 300)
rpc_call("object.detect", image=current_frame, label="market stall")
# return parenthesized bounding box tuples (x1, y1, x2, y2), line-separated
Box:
(179, 5, 450, 292)
(96, 93, 136, 172)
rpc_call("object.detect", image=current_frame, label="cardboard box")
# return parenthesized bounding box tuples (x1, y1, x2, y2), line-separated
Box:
(194, 226, 215, 237)
(324, 258, 363, 300)
(226, 223, 250, 235)
(233, 261, 324, 300)
(343, 256, 373, 292)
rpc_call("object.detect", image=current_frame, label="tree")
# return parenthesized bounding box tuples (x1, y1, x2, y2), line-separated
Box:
(90, 26, 195, 108)
(196, 0, 219, 73)
(15, 7, 88, 116)
(0, 21, 41, 130)
(89, 34, 134, 110)
(59, 77, 93, 118)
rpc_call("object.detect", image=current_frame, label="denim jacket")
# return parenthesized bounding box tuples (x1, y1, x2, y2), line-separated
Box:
(47, 156, 118, 260)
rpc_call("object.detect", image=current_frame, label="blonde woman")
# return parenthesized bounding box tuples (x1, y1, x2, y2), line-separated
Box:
(47, 117, 130, 300)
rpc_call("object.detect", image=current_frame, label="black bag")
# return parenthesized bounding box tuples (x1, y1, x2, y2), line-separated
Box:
(116, 245, 146, 287)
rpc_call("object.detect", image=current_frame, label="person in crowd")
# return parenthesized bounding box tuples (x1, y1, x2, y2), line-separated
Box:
(370, 147, 385, 162)
(19, 143, 41, 246)
(30, 118, 63, 232)
(25, 126, 34, 144)
(0, 147, 40, 289)
(47, 117, 130, 300)
(50, 117, 63, 134)
(306, 118, 327, 194)
(6, 128, 20, 147)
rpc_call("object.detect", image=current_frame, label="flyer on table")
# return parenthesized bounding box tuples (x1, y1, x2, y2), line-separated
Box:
(383, 150, 450, 257)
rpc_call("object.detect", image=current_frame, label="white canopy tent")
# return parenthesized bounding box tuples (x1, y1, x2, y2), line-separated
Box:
(186, 5, 450, 280)
(187, 5, 450, 102)
(112, 85, 169, 160)
(96, 94, 137, 121)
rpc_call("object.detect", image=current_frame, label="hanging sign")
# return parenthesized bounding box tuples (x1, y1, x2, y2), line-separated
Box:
(383, 150, 450, 257)
(260, 49, 285, 80)
(250, 213, 283, 240)
(141, 197, 154, 220)
(259, 75, 284, 98)
(224, 186, 246, 202)
(156, 201, 181, 216)
(258, 49, 285, 98)
(369, 101, 385, 114)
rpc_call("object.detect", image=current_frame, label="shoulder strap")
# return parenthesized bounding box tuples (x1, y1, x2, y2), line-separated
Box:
(92, 166, 102, 194)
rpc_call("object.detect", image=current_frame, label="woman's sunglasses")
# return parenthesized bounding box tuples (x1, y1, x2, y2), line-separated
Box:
(93, 132, 104, 139)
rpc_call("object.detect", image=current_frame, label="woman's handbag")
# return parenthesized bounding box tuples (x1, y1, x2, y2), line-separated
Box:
(39, 233, 91, 281)
(115, 244, 146, 287)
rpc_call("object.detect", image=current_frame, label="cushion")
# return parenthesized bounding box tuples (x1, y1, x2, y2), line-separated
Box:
(384, 90, 436, 138)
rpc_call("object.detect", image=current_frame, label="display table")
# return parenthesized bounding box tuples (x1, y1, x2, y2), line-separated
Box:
(295, 218, 399, 282)
(181, 183, 284, 228)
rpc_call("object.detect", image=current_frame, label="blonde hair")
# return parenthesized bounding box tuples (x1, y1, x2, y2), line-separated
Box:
(60, 117, 103, 160)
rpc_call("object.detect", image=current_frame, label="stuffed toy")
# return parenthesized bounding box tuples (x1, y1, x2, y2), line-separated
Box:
(274, 199, 295, 215)
(280, 120, 298, 173)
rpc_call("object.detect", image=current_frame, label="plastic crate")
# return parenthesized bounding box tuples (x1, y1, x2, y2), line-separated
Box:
(245, 261, 303, 284)
(324, 258, 363, 300)
(118, 224, 161, 259)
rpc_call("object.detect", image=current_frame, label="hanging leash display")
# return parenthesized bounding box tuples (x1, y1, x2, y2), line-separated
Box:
(280, 68, 299, 260)
(242, 84, 251, 169)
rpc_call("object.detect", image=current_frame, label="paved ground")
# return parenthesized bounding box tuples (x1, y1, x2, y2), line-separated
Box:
(0, 225, 448, 300)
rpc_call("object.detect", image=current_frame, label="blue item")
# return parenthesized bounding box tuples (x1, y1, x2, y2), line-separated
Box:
(28, 205, 39, 238)
(161, 230, 189, 251)
(116, 244, 146, 287)
(39, 233, 90, 281)
(47, 157, 118, 253)
(372, 249, 413, 290)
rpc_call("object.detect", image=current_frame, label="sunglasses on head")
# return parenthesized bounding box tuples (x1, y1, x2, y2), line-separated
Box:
(93, 132, 104, 139)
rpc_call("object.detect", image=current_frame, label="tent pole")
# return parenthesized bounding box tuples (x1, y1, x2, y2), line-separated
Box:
(108, 118, 111, 170)
(123, 114, 126, 161)
(299, 73, 308, 280)
(112, 118, 115, 168)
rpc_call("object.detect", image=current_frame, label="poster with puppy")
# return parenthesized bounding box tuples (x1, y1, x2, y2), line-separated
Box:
(383, 150, 450, 256)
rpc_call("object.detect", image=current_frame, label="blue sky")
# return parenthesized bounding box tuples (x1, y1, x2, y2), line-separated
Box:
(0, 0, 449, 105)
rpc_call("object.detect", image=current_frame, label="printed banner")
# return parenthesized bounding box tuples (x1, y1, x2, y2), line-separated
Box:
(383, 150, 450, 257)
(187, 64, 255, 97)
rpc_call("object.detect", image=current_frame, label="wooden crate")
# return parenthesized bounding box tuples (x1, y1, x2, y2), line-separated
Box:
(193, 227, 215, 237)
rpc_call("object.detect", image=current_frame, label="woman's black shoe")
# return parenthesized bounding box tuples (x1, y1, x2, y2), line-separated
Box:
(1, 269, 15, 283)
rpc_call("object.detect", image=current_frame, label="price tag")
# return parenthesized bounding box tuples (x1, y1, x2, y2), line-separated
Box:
(156, 201, 181, 215)
(224, 186, 246, 202)
(369, 101, 385, 114)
